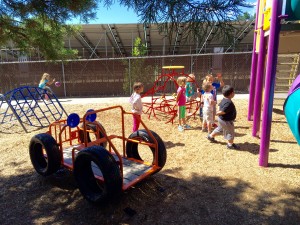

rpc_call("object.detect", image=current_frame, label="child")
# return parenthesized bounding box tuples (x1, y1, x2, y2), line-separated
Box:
(38, 73, 55, 100)
(207, 85, 240, 150)
(176, 76, 190, 132)
(129, 82, 144, 132)
(201, 83, 216, 134)
(203, 73, 224, 124)
(186, 73, 197, 102)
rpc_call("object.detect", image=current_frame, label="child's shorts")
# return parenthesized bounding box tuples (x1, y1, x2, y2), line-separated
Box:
(202, 108, 214, 123)
(178, 106, 186, 119)
(213, 118, 235, 140)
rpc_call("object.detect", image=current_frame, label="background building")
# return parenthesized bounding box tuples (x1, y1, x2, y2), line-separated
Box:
(0, 22, 299, 96)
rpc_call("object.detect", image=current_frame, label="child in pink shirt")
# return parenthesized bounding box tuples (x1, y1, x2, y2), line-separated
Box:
(129, 82, 144, 132)
(176, 77, 191, 132)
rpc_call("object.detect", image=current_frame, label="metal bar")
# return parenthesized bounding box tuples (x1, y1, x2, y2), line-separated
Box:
(225, 19, 255, 53)
(1, 94, 28, 132)
(143, 24, 148, 48)
(197, 24, 215, 54)
(107, 24, 123, 56)
(0, 51, 252, 64)
(88, 34, 104, 59)
(77, 32, 100, 58)
(248, 0, 263, 121)
(259, 0, 283, 167)
(252, 24, 266, 137)
(248, 0, 262, 121)
(172, 25, 183, 55)
(61, 61, 67, 97)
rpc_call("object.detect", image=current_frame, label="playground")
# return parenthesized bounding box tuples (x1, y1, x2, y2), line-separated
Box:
(0, 0, 300, 224)
(0, 96, 300, 224)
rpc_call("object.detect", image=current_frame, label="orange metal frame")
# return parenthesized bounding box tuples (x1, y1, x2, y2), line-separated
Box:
(47, 105, 161, 191)
(142, 66, 201, 124)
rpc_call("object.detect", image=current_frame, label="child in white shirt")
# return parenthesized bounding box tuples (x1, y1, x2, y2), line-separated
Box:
(202, 82, 216, 134)
(129, 82, 144, 132)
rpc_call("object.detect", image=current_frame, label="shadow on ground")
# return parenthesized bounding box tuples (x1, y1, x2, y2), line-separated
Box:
(1, 168, 299, 225)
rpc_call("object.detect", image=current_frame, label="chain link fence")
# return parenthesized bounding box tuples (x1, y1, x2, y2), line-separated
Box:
(0, 52, 252, 97)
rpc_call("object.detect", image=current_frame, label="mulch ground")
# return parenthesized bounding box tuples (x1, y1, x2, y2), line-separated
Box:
(0, 98, 299, 225)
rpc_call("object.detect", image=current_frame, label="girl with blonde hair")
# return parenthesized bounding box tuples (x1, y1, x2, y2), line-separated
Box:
(38, 73, 55, 100)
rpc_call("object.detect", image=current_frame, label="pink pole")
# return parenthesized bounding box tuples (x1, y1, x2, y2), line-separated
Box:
(259, 0, 283, 167)
(247, 0, 261, 121)
(252, 20, 266, 137)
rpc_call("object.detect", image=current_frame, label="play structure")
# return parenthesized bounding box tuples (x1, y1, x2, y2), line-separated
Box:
(248, 0, 300, 166)
(0, 86, 67, 132)
(29, 106, 167, 204)
(142, 66, 201, 124)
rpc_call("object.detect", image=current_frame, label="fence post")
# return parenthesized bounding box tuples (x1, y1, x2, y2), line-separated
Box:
(129, 58, 132, 94)
(190, 55, 193, 73)
(61, 61, 66, 97)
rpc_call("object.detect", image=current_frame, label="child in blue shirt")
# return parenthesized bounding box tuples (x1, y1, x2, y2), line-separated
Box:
(186, 73, 198, 102)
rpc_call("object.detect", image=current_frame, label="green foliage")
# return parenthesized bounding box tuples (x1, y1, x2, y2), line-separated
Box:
(0, 0, 97, 60)
(237, 12, 255, 21)
(0, 0, 255, 61)
(132, 37, 147, 56)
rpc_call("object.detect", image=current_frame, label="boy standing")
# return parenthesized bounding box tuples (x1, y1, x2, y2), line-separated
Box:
(207, 85, 240, 149)
(201, 83, 216, 134)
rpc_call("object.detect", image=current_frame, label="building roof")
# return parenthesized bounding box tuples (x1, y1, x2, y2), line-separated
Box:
(66, 21, 255, 59)
(1, 21, 300, 62)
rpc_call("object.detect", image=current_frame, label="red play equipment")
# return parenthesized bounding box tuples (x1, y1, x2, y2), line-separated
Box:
(142, 66, 201, 124)
(29, 106, 167, 205)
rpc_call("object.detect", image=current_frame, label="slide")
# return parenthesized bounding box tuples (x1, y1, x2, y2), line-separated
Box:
(288, 74, 300, 95)
(284, 75, 300, 145)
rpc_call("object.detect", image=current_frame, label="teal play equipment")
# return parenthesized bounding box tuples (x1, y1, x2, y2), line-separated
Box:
(284, 0, 300, 20)
(284, 75, 300, 145)
(0, 86, 68, 132)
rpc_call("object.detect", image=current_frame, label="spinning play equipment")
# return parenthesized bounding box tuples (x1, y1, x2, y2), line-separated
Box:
(284, 74, 300, 145)
(0, 86, 67, 132)
(248, 0, 300, 166)
(142, 66, 201, 124)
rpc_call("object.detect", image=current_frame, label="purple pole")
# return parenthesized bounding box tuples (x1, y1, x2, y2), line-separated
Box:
(247, 0, 261, 121)
(252, 23, 266, 137)
(259, 0, 283, 167)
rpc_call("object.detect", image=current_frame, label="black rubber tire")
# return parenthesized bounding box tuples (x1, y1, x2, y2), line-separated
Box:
(73, 146, 122, 205)
(126, 129, 167, 173)
(29, 133, 61, 176)
(78, 122, 107, 148)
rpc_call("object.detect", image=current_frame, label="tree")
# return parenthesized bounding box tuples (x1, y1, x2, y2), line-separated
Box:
(237, 12, 255, 21)
(0, 0, 97, 60)
(0, 0, 253, 60)
(123, 37, 154, 94)
(119, 0, 253, 46)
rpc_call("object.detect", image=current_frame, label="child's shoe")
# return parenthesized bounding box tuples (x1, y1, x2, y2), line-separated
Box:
(227, 143, 240, 150)
(178, 125, 184, 132)
(183, 124, 191, 129)
(207, 135, 217, 143)
(202, 128, 208, 132)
